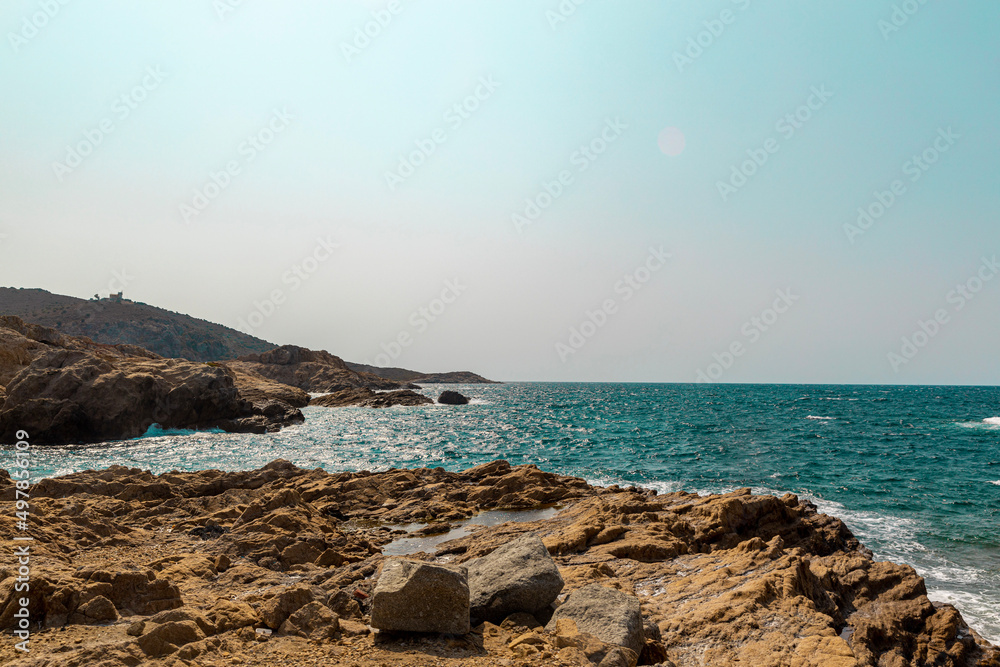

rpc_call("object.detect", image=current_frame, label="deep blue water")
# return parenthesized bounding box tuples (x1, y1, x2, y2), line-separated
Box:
(12, 383, 1000, 641)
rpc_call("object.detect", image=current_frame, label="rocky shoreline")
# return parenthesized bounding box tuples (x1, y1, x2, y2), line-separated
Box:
(0, 317, 307, 444)
(0, 316, 479, 445)
(1, 460, 996, 666)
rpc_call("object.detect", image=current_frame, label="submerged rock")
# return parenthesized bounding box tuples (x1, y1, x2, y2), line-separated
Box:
(371, 560, 470, 635)
(467, 535, 563, 624)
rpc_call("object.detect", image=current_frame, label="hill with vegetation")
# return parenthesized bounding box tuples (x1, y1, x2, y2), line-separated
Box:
(0, 287, 275, 362)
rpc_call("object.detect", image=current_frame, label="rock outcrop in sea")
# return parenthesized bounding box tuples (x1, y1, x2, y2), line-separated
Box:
(0, 459, 996, 666)
(438, 390, 470, 405)
(309, 388, 434, 408)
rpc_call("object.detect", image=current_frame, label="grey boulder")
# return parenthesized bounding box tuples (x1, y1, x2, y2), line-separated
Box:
(468, 535, 564, 624)
(545, 584, 644, 659)
(370, 560, 470, 635)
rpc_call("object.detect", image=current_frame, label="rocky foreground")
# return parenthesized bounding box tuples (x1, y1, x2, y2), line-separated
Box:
(1, 461, 997, 667)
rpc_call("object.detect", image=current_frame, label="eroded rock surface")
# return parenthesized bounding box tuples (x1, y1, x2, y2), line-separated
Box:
(546, 584, 644, 660)
(0, 459, 995, 667)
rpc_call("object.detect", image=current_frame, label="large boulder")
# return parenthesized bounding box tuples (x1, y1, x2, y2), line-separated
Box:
(467, 535, 564, 623)
(438, 390, 470, 405)
(371, 560, 470, 634)
(545, 584, 644, 660)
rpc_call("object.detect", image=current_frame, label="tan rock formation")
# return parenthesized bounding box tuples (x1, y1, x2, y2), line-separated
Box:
(0, 460, 995, 667)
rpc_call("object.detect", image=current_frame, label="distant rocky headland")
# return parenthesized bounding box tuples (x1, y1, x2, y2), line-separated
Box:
(0, 287, 497, 383)
(0, 287, 496, 445)
(0, 460, 996, 666)
(345, 361, 499, 385)
(0, 287, 275, 362)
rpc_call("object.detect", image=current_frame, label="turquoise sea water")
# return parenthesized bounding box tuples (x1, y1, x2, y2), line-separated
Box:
(12, 383, 1000, 642)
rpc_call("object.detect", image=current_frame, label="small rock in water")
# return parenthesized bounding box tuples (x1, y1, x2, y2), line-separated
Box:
(438, 390, 470, 405)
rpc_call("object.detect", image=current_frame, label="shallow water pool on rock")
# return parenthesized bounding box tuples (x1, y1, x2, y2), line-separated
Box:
(381, 507, 561, 556)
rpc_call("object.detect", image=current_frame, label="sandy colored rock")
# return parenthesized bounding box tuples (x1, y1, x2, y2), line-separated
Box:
(0, 459, 996, 667)
(258, 585, 315, 629)
(599, 646, 640, 667)
(546, 584, 644, 660)
(279, 600, 340, 640)
(137, 619, 206, 657)
(229, 345, 402, 393)
(371, 560, 471, 634)
(207, 599, 259, 632)
(76, 594, 118, 623)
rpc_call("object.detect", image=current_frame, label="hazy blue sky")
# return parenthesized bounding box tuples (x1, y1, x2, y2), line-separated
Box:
(1, 1, 998, 383)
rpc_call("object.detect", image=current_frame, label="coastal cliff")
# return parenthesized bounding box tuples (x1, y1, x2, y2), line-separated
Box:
(0, 461, 995, 666)
(0, 317, 304, 444)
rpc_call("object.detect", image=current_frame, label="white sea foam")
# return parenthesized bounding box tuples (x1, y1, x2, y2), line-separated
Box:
(928, 588, 1000, 644)
(990, 481, 1000, 486)
(643, 479, 1000, 642)
(585, 476, 684, 496)
(956, 418, 1000, 429)
(139, 424, 222, 438)
(805, 415, 834, 420)
(782, 496, 1000, 643)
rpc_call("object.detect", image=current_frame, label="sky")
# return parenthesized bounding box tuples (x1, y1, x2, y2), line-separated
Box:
(1, 0, 998, 384)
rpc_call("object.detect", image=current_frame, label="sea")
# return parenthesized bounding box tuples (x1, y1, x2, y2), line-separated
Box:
(16, 383, 1000, 643)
